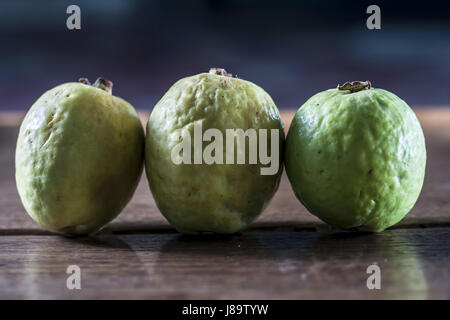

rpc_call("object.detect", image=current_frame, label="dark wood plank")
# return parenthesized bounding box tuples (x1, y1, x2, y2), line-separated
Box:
(0, 228, 449, 299)
(1, 109, 450, 233)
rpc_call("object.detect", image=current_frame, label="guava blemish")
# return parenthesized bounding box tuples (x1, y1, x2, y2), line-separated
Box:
(368, 169, 373, 175)
(320, 169, 324, 174)
(46, 113, 55, 124)
(220, 79, 230, 88)
(41, 132, 52, 148)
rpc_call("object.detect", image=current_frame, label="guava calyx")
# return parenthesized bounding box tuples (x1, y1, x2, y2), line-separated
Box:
(337, 80, 372, 93)
(78, 77, 113, 94)
(209, 68, 232, 77)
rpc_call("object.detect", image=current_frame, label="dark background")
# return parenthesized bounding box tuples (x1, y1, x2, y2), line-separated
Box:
(0, 0, 449, 110)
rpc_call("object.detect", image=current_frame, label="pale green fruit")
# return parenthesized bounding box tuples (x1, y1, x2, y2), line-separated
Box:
(145, 68, 284, 234)
(15, 78, 144, 236)
(285, 81, 426, 232)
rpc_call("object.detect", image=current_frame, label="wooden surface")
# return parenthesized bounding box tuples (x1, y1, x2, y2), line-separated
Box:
(0, 109, 449, 299)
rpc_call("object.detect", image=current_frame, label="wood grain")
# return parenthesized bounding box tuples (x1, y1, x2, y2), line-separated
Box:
(1, 109, 449, 234)
(0, 228, 449, 299)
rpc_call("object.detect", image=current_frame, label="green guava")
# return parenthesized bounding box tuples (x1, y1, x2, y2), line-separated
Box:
(15, 78, 144, 236)
(145, 68, 284, 234)
(285, 81, 426, 232)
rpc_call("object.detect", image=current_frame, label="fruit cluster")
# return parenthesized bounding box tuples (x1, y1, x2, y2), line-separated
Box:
(15, 69, 426, 236)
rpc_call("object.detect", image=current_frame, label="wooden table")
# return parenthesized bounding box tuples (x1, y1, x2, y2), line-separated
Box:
(1, 109, 449, 299)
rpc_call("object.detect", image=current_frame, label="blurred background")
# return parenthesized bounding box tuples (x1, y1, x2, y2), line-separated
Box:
(0, 0, 449, 111)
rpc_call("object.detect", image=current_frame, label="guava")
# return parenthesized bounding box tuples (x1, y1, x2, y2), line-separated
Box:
(15, 78, 144, 236)
(285, 81, 426, 232)
(145, 68, 284, 234)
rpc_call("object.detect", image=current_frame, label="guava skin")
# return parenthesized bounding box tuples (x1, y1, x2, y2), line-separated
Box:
(15, 81, 144, 236)
(285, 87, 426, 232)
(145, 70, 284, 234)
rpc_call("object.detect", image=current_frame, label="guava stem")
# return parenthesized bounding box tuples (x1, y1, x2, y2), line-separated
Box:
(78, 78, 91, 85)
(93, 77, 113, 94)
(78, 77, 113, 94)
(337, 80, 371, 93)
(209, 68, 232, 77)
